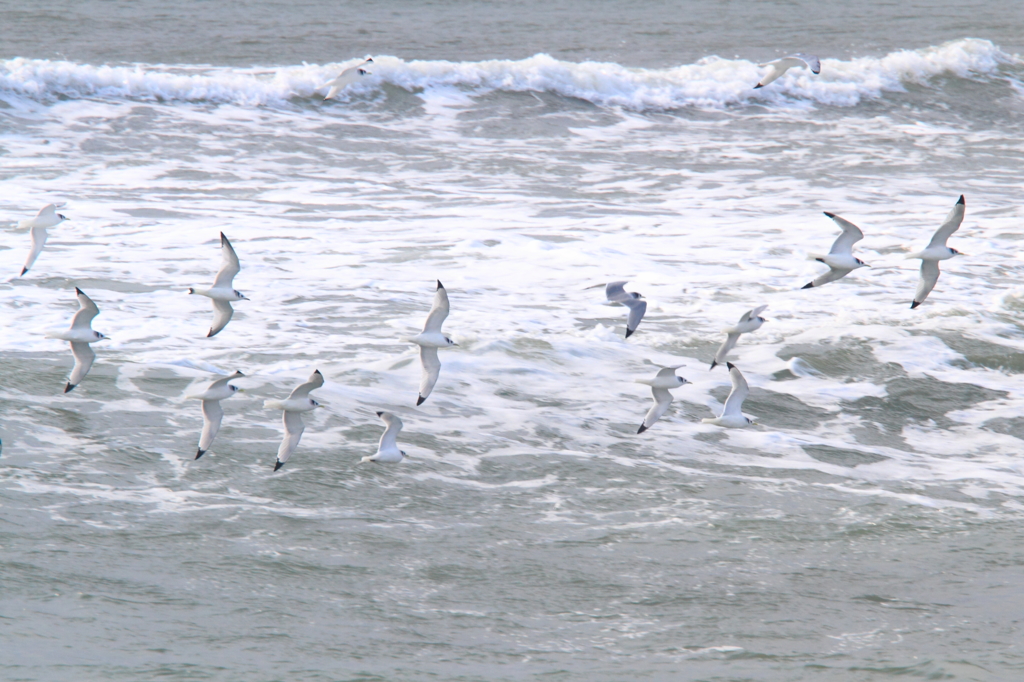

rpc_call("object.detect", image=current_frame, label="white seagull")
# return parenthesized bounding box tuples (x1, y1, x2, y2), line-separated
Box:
(264, 369, 324, 471)
(602, 281, 647, 338)
(189, 371, 244, 460)
(710, 305, 768, 369)
(188, 232, 248, 337)
(754, 53, 821, 89)
(19, 202, 69, 276)
(636, 365, 690, 434)
(45, 288, 107, 393)
(702, 363, 756, 428)
(802, 212, 869, 289)
(361, 411, 406, 463)
(322, 57, 373, 100)
(906, 195, 966, 309)
(407, 280, 457, 406)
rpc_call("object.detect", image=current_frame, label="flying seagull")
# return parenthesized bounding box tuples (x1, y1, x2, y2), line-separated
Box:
(710, 305, 767, 369)
(322, 57, 373, 100)
(802, 212, 869, 289)
(636, 365, 690, 433)
(407, 281, 457, 406)
(754, 54, 821, 89)
(190, 371, 244, 460)
(264, 369, 324, 471)
(46, 288, 107, 393)
(19, 202, 69, 276)
(361, 411, 406, 463)
(702, 363, 756, 428)
(906, 195, 966, 309)
(188, 232, 248, 337)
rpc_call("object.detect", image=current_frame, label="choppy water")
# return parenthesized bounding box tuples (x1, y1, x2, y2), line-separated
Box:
(3, 2, 1024, 680)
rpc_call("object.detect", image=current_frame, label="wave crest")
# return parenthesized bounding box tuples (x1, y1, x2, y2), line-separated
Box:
(0, 38, 1017, 110)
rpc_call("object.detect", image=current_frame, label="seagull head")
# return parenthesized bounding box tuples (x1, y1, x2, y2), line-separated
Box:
(58, 214, 69, 221)
(93, 331, 107, 340)
(950, 248, 963, 256)
(234, 289, 249, 300)
(229, 385, 241, 394)
(445, 337, 458, 346)
(310, 399, 322, 408)
(676, 377, 691, 387)
(855, 258, 870, 267)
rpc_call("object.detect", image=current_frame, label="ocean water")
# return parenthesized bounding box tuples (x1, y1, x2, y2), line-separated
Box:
(3, 1, 1024, 680)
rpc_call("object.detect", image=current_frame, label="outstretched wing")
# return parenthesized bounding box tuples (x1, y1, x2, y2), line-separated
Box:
(926, 195, 965, 249)
(825, 212, 864, 256)
(642, 387, 673, 429)
(417, 346, 441, 405)
(287, 369, 324, 400)
(605, 281, 628, 302)
(738, 305, 768, 324)
(70, 288, 100, 330)
(378, 412, 404, 450)
(207, 370, 244, 392)
(788, 53, 821, 74)
(623, 298, 646, 338)
(423, 280, 450, 333)
(208, 300, 234, 337)
(276, 411, 306, 465)
(655, 365, 682, 380)
(722, 365, 750, 417)
(67, 342, 95, 390)
(21, 227, 49, 275)
(805, 267, 853, 288)
(714, 332, 741, 365)
(198, 399, 224, 454)
(212, 232, 242, 289)
(913, 260, 941, 307)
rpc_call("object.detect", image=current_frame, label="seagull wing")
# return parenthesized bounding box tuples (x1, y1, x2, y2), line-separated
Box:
(212, 232, 241, 289)
(913, 260, 941, 307)
(714, 332, 741, 366)
(199, 399, 224, 453)
(417, 346, 441, 405)
(806, 267, 853, 288)
(655, 365, 683, 380)
(287, 369, 324, 400)
(825, 213, 864, 256)
(604, 281, 629, 302)
(21, 227, 49, 275)
(378, 412, 404, 450)
(926, 195, 965, 249)
(35, 203, 59, 222)
(422, 280, 450, 333)
(722, 365, 750, 417)
(276, 411, 306, 466)
(70, 288, 100, 330)
(207, 370, 243, 392)
(789, 53, 821, 74)
(67, 342, 95, 390)
(208, 300, 234, 337)
(642, 387, 674, 429)
(623, 298, 646, 338)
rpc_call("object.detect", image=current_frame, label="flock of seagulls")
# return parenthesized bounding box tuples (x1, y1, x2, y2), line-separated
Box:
(8, 56, 971, 467)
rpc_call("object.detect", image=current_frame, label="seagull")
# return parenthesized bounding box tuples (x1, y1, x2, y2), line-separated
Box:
(189, 371, 244, 460)
(361, 411, 406, 463)
(188, 232, 248, 337)
(19, 202, 69, 276)
(906, 195, 966, 309)
(754, 53, 821, 89)
(636, 365, 690, 434)
(407, 280, 457, 406)
(322, 57, 373, 100)
(802, 212, 869, 289)
(702, 363, 755, 427)
(45, 288, 107, 393)
(599, 281, 647, 338)
(264, 369, 324, 471)
(710, 305, 767, 369)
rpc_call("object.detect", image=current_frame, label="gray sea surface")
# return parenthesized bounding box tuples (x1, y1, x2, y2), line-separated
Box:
(2, 1, 1024, 681)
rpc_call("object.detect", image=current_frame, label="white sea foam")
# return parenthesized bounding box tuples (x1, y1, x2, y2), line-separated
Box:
(0, 38, 1018, 110)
